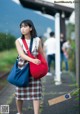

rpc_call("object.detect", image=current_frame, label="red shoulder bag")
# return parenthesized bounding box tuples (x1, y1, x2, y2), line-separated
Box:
(22, 38, 48, 79)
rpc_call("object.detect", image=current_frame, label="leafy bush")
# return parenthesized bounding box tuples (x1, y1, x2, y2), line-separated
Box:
(0, 32, 16, 51)
(0, 49, 17, 72)
(68, 40, 76, 72)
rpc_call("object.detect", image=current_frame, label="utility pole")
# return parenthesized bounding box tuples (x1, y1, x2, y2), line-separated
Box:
(75, 0, 80, 86)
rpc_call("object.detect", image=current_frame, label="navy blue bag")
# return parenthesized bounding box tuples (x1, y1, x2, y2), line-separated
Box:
(7, 38, 33, 87)
(7, 60, 30, 87)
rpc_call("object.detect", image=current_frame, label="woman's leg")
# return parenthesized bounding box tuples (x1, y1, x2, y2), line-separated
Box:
(33, 100, 40, 114)
(16, 100, 23, 114)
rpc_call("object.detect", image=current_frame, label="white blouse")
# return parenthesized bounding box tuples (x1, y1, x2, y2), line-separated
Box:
(17, 37, 40, 55)
(17, 37, 40, 69)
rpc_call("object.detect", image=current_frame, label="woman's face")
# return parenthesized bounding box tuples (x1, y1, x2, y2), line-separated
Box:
(20, 23, 32, 35)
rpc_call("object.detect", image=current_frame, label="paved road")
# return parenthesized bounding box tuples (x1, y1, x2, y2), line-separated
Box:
(0, 71, 79, 114)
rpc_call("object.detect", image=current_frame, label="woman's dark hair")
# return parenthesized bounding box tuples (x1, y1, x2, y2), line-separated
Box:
(20, 19, 37, 39)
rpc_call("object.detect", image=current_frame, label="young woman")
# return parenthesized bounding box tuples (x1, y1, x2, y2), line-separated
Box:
(15, 19, 45, 114)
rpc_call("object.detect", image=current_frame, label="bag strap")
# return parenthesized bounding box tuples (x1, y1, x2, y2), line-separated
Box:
(22, 38, 33, 56)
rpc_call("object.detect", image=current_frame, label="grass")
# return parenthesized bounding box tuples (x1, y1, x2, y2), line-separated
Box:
(0, 49, 17, 91)
(0, 48, 17, 72)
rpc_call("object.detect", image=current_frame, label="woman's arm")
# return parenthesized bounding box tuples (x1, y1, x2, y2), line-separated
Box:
(15, 39, 41, 64)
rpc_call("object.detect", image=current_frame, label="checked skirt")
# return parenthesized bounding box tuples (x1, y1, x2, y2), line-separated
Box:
(15, 76, 42, 100)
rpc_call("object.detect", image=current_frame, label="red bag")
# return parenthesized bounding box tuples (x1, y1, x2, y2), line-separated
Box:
(22, 39, 48, 79)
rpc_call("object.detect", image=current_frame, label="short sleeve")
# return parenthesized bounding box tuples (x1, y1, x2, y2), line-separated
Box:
(17, 37, 23, 46)
(37, 37, 40, 49)
(16, 37, 28, 53)
(34, 37, 40, 50)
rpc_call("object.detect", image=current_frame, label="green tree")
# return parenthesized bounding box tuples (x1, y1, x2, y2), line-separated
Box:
(0, 32, 16, 51)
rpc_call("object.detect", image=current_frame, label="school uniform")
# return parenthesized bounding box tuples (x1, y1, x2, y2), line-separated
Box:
(15, 37, 42, 100)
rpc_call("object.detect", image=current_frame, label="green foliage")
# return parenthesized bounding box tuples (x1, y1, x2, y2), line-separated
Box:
(66, 23, 75, 39)
(0, 32, 16, 51)
(66, 23, 76, 73)
(68, 40, 76, 72)
(71, 88, 79, 102)
(0, 49, 17, 72)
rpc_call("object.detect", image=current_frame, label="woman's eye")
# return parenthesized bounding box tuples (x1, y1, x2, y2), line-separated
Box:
(20, 25, 28, 28)
(24, 26, 27, 28)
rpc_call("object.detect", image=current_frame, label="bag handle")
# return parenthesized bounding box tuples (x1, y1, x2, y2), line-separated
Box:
(22, 38, 33, 56)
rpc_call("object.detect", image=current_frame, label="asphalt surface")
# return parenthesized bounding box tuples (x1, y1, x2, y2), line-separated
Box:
(0, 71, 79, 114)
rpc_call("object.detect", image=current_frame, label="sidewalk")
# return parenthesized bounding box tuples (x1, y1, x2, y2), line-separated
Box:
(0, 71, 79, 114)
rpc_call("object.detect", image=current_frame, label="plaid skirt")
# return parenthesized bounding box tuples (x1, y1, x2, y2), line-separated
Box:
(15, 76, 42, 100)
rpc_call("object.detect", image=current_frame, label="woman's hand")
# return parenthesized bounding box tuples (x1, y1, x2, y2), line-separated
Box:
(31, 59, 41, 65)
